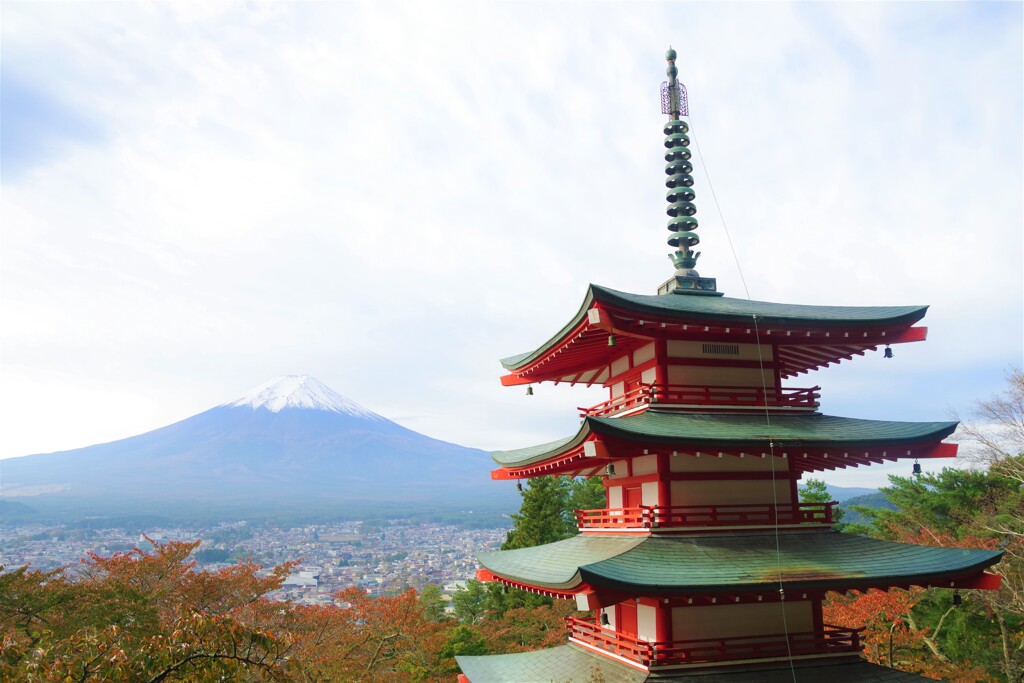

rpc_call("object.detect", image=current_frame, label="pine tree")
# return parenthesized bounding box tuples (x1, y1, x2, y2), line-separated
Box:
(799, 477, 845, 527)
(501, 476, 575, 550)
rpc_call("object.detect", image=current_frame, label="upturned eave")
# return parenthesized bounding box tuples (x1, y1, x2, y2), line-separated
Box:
(499, 285, 930, 385)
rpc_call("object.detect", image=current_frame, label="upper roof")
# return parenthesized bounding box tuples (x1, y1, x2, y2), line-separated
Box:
(500, 285, 929, 383)
(491, 410, 958, 477)
(476, 530, 1002, 594)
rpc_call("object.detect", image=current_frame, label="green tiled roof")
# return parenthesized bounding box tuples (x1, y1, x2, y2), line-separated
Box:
(476, 530, 1002, 593)
(492, 412, 958, 468)
(457, 644, 646, 683)
(457, 648, 939, 682)
(500, 284, 928, 370)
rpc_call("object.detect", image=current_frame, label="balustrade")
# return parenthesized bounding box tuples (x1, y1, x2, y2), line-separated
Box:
(565, 617, 863, 668)
(578, 384, 821, 418)
(575, 502, 836, 530)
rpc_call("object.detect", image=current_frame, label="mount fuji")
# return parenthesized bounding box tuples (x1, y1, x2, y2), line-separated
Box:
(1, 376, 513, 518)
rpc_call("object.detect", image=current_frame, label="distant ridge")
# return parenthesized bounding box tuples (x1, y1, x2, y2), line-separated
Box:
(825, 484, 879, 502)
(2, 376, 514, 518)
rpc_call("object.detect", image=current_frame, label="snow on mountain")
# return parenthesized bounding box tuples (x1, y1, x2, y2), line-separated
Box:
(224, 375, 384, 420)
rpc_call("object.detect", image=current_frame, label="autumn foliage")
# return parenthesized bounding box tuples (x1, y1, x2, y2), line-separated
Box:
(0, 538, 574, 682)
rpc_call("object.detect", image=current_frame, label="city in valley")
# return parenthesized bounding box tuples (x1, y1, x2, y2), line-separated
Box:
(0, 519, 507, 608)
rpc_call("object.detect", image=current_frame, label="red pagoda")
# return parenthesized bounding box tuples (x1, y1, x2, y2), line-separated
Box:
(456, 50, 1003, 683)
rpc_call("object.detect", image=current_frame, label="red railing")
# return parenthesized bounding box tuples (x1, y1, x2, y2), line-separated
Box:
(578, 384, 821, 418)
(566, 617, 863, 668)
(574, 502, 836, 530)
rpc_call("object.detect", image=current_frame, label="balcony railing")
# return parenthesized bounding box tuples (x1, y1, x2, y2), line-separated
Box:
(566, 617, 863, 668)
(575, 502, 837, 531)
(578, 384, 821, 418)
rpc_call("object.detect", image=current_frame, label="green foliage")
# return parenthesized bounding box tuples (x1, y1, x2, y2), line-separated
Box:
(194, 547, 231, 563)
(502, 476, 575, 551)
(798, 477, 845, 527)
(483, 582, 552, 618)
(452, 580, 489, 624)
(867, 467, 1020, 540)
(568, 476, 606, 514)
(419, 583, 450, 623)
(438, 624, 488, 662)
(841, 492, 895, 529)
(855, 461, 1024, 680)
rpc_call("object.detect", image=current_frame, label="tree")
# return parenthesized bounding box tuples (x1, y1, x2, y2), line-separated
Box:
(284, 587, 446, 682)
(418, 584, 451, 624)
(437, 625, 488, 673)
(798, 477, 845, 527)
(829, 370, 1024, 682)
(0, 539, 296, 682)
(451, 580, 489, 625)
(568, 476, 606, 515)
(502, 476, 575, 551)
(492, 475, 606, 617)
(955, 368, 1024, 683)
(475, 600, 577, 653)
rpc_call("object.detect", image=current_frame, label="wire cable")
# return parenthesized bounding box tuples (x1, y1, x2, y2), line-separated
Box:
(688, 114, 798, 679)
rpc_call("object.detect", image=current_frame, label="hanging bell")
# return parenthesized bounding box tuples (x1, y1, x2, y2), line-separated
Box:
(526, 386, 534, 396)
(605, 463, 615, 476)
(884, 345, 893, 359)
(600, 612, 610, 626)
(516, 480, 523, 491)
(913, 460, 922, 475)
(607, 334, 617, 348)
(952, 591, 963, 607)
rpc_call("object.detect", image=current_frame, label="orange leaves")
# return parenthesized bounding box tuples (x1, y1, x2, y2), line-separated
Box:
(475, 600, 576, 654)
(1, 539, 581, 682)
(282, 586, 447, 681)
(824, 587, 922, 630)
(1, 539, 297, 681)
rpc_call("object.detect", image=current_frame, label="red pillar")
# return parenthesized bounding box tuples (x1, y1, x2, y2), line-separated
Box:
(656, 601, 673, 644)
(657, 453, 671, 509)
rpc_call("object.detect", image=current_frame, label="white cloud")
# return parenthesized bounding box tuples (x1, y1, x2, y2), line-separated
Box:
(1, 2, 1020, 473)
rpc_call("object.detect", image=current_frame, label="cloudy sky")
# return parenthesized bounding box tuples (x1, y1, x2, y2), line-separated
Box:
(2, 2, 1021, 487)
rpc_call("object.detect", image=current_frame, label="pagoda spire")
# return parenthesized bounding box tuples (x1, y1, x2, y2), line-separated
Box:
(658, 48, 721, 296)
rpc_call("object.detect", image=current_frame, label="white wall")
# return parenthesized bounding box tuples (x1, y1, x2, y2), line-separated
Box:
(670, 455, 787, 472)
(633, 342, 656, 365)
(666, 365, 774, 388)
(607, 485, 623, 508)
(641, 481, 660, 506)
(671, 479, 790, 506)
(637, 603, 657, 642)
(672, 601, 813, 641)
(632, 454, 658, 475)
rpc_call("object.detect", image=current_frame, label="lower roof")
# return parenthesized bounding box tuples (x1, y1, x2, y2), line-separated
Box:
(476, 529, 1001, 594)
(457, 648, 937, 682)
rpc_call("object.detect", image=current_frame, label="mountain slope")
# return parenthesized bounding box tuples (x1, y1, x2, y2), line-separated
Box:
(1, 376, 513, 515)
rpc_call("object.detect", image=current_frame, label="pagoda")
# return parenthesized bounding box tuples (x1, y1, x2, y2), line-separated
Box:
(456, 50, 1003, 682)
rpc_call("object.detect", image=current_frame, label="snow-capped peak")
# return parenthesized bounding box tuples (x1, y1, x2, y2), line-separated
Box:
(225, 375, 384, 419)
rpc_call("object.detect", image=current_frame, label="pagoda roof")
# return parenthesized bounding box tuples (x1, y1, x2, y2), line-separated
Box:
(475, 530, 1002, 594)
(500, 285, 928, 383)
(491, 411, 957, 476)
(457, 648, 937, 682)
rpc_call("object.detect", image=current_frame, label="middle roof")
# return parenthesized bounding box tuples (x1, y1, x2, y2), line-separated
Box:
(491, 410, 958, 478)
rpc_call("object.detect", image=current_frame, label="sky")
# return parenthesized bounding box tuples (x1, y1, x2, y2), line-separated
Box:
(1, 2, 1021, 489)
